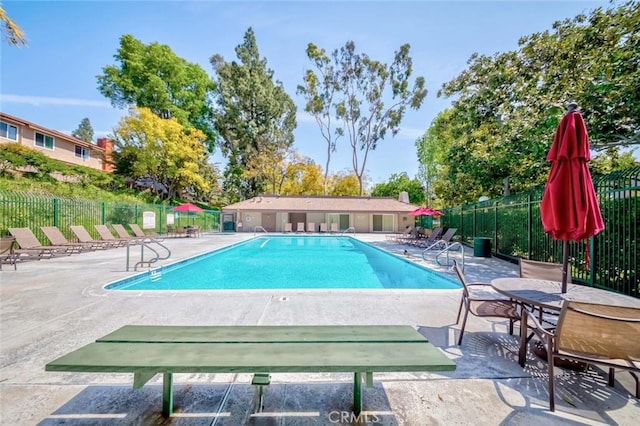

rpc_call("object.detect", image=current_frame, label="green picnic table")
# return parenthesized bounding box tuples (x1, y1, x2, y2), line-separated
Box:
(45, 325, 456, 417)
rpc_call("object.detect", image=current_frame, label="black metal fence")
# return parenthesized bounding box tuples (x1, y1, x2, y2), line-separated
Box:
(0, 191, 220, 244)
(441, 166, 640, 298)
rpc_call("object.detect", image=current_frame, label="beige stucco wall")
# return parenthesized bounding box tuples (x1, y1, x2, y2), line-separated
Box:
(354, 213, 369, 233)
(398, 214, 413, 232)
(1, 119, 103, 170)
(229, 210, 414, 233)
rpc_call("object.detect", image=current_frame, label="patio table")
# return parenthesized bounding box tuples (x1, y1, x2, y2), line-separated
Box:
(491, 278, 640, 366)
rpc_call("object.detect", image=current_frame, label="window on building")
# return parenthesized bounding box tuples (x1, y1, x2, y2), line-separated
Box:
(35, 132, 54, 150)
(327, 213, 350, 230)
(0, 121, 18, 141)
(372, 214, 395, 232)
(75, 145, 89, 161)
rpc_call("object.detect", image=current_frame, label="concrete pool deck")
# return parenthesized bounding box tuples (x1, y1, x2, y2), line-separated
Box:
(0, 232, 638, 425)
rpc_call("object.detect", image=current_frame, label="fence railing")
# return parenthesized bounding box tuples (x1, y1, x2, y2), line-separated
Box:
(0, 191, 220, 244)
(441, 166, 640, 298)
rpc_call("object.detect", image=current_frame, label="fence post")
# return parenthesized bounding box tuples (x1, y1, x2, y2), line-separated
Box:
(527, 194, 532, 258)
(53, 197, 60, 227)
(473, 205, 477, 239)
(101, 202, 106, 224)
(493, 201, 498, 256)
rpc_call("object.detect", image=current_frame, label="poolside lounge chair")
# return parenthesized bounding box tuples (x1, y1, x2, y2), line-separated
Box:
(8, 227, 77, 257)
(284, 223, 293, 233)
(70, 225, 118, 249)
(129, 224, 163, 241)
(453, 259, 520, 345)
(1, 236, 18, 270)
(420, 228, 457, 251)
(319, 223, 328, 233)
(390, 225, 418, 243)
(408, 227, 442, 247)
(94, 225, 130, 246)
(330, 223, 339, 233)
(521, 301, 640, 411)
(307, 222, 315, 233)
(40, 226, 97, 252)
(112, 224, 144, 243)
(296, 222, 305, 233)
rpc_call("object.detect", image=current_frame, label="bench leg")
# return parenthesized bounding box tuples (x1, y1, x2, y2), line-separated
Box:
(162, 373, 173, 417)
(353, 372, 362, 415)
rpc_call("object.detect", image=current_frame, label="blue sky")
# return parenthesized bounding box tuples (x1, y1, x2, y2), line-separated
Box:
(1, 0, 614, 185)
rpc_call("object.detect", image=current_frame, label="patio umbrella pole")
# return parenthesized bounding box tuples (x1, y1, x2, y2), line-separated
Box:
(561, 240, 569, 293)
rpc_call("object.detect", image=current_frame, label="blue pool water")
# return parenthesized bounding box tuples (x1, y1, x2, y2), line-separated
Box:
(106, 236, 460, 290)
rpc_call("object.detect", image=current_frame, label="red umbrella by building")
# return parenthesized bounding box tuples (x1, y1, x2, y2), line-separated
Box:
(409, 207, 443, 217)
(540, 103, 604, 293)
(171, 203, 204, 213)
(408, 207, 429, 216)
(171, 203, 204, 225)
(423, 207, 444, 217)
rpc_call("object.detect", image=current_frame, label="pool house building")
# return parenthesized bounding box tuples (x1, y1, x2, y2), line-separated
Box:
(221, 195, 419, 233)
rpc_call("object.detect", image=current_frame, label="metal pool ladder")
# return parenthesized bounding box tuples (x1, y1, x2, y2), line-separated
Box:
(341, 227, 356, 236)
(254, 226, 268, 234)
(422, 241, 465, 271)
(125, 238, 172, 271)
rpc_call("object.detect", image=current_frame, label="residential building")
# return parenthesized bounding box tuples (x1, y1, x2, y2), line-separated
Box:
(222, 195, 418, 233)
(0, 112, 113, 172)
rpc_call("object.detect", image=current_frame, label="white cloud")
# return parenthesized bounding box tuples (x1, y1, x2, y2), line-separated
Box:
(397, 127, 425, 141)
(1, 94, 112, 108)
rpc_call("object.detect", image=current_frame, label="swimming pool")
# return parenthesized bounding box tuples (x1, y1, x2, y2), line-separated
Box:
(106, 236, 460, 290)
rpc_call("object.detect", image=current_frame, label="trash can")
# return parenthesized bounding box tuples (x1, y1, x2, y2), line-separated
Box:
(473, 237, 491, 257)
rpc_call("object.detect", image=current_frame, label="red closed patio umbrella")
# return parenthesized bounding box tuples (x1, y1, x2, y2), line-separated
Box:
(540, 103, 604, 293)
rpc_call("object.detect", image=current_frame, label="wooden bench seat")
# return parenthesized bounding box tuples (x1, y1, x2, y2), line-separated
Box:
(46, 325, 456, 417)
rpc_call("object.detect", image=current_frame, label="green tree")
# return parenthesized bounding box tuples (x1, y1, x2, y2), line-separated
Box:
(371, 172, 425, 205)
(112, 107, 210, 201)
(297, 43, 341, 194)
(328, 171, 361, 196)
(71, 118, 94, 143)
(281, 153, 325, 195)
(0, 4, 26, 46)
(211, 27, 297, 201)
(303, 41, 426, 195)
(415, 110, 456, 206)
(432, 1, 640, 205)
(97, 34, 216, 149)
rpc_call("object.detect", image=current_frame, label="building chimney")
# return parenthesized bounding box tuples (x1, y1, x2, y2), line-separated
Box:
(97, 137, 114, 172)
(398, 191, 409, 203)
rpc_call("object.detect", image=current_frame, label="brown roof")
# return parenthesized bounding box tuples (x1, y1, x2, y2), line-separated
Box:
(223, 195, 418, 213)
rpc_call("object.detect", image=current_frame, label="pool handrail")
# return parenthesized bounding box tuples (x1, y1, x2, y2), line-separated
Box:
(434, 242, 464, 271)
(125, 238, 171, 271)
(254, 226, 268, 234)
(341, 227, 356, 236)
